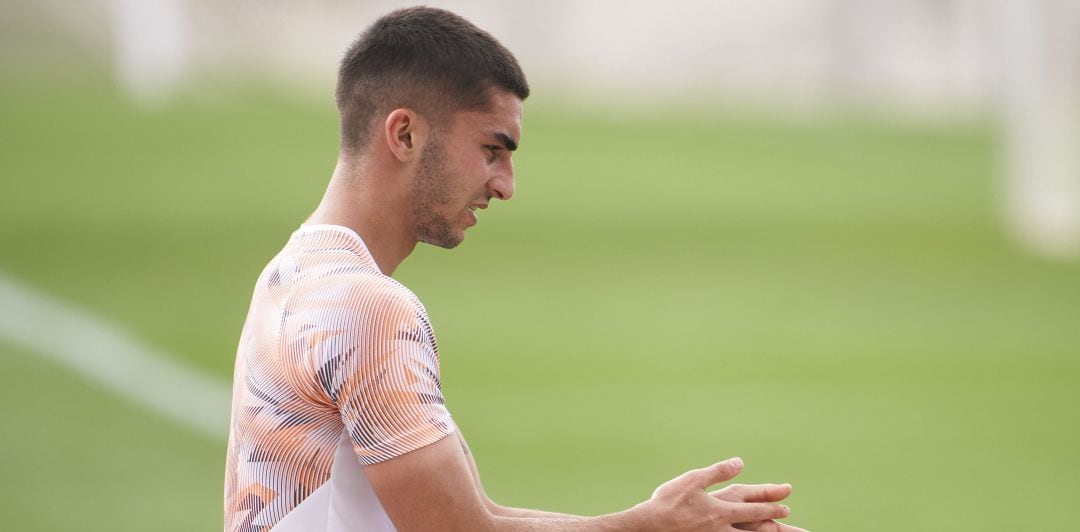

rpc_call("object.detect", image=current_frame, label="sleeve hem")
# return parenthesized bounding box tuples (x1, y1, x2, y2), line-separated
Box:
(355, 415, 458, 466)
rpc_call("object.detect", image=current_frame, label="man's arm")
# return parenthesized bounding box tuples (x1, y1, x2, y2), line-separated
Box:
(457, 430, 801, 527)
(455, 431, 584, 520)
(363, 434, 802, 531)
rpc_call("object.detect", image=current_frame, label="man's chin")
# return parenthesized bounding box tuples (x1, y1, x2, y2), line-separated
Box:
(418, 231, 465, 249)
(415, 217, 467, 249)
(426, 238, 463, 250)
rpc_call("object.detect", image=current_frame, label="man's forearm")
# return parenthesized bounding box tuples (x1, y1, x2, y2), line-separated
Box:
(490, 504, 585, 520)
(490, 505, 650, 532)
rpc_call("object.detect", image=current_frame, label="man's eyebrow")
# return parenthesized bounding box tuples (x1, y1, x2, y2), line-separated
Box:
(494, 132, 518, 152)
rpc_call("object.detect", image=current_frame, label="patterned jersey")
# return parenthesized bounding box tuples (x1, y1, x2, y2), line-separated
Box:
(224, 224, 455, 532)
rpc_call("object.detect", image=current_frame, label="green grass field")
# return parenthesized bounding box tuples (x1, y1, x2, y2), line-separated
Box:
(1, 76, 1078, 531)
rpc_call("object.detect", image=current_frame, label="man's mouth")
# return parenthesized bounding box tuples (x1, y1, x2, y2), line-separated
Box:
(465, 203, 487, 226)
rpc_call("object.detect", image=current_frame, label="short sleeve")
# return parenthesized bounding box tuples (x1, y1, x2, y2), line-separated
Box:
(316, 278, 455, 465)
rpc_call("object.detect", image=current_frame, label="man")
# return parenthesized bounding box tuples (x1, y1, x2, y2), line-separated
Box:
(224, 7, 805, 532)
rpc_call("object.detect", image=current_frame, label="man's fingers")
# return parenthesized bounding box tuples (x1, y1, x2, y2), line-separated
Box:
(722, 501, 790, 524)
(773, 524, 808, 532)
(712, 483, 792, 503)
(733, 521, 807, 532)
(675, 457, 744, 490)
(734, 521, 768, 531)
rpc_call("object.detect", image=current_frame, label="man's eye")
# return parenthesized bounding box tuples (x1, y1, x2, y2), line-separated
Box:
(484, 145, 501, 160)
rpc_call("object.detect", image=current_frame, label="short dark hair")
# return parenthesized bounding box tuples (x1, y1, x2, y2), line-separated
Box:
(335, 7, 529, 153)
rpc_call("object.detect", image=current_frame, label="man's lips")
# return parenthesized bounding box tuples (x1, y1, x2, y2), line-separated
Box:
(465, 202, 487, 226)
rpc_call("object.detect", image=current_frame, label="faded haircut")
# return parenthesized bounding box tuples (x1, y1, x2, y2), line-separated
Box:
(335, 6, 529, 153)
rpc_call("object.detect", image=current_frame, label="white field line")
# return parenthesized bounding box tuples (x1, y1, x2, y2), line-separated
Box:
(0, 270, 230, 440)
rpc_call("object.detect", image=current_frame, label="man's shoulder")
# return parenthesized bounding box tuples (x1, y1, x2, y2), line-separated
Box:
(299, 267, 422, 316)
(282, 269, 429, 350)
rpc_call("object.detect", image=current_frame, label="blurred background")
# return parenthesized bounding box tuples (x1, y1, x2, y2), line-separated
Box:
(2, 1, 1078, 530)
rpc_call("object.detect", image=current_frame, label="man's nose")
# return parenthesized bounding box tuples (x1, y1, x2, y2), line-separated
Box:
(488, 167, 515, 201)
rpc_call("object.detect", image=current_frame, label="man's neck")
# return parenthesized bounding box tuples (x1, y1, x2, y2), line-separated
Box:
(305, 162, 417, 276)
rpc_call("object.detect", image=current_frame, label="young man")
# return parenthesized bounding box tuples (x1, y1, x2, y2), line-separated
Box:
(224, 7, 805, 532)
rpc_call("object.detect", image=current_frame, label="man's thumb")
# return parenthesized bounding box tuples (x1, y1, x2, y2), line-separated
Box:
(665, 457, 744, 493)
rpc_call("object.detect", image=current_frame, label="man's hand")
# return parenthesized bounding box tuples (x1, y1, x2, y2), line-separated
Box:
(632, 457, 806, 532)
(711, 481, 804, 532)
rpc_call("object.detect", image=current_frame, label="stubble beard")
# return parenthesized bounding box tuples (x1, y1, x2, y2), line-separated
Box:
(410, 134, 463, 249)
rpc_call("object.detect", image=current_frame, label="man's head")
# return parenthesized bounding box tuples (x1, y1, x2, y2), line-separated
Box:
(335, 7, 528, 248)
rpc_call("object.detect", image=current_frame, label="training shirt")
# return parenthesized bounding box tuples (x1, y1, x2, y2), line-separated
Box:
(224, 224, 455, 532)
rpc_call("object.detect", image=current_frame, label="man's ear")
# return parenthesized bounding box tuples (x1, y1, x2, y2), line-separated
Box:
(384, 108, 429, 162)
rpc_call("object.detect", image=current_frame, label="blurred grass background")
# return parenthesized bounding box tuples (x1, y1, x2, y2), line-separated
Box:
(1, 73, 1078, 532)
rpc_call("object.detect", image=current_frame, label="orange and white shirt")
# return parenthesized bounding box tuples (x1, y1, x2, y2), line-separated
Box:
(224, 224, 455, 532)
